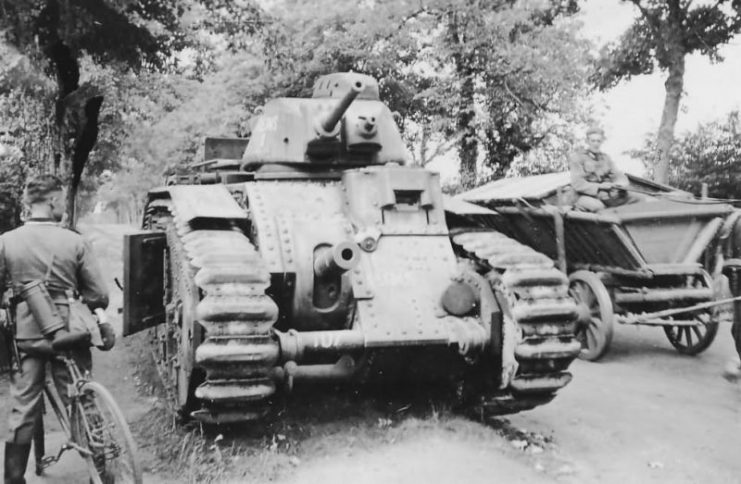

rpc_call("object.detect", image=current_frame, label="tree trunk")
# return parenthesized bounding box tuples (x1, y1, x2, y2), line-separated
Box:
(654, 54, 684, 184)
(418, 124, 428, 166)
(484, 126, 512, 180)
(62, 91, 103, 228)
(447, 9, 478, 190)
(654, 1, 686, 184)
(458, 73, 478, 189)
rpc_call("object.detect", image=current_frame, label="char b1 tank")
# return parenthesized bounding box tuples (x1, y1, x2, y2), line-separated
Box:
(123, 73, 582, 424)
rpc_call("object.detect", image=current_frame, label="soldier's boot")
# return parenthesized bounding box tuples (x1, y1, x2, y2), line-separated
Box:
(4, 442, 30, 484)
(723, 356, 741, 383)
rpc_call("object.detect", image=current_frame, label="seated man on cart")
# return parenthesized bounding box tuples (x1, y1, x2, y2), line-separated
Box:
(570, 127, 642, 212)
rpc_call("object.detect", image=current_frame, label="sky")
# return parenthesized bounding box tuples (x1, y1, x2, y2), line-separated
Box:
(580, 0, 741, 175)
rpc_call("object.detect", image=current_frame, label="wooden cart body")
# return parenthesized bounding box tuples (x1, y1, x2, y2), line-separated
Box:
(456, 172, 738, 359)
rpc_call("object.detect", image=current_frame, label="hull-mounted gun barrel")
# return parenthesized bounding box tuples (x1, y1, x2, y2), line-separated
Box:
(314, 241, 360, 278)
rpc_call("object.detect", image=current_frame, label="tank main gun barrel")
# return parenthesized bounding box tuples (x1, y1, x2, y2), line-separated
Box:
(317, 80, 365, 136)
(314, 242, 360, 278)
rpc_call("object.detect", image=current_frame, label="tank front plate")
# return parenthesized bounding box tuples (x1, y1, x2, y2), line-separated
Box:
(353, 236, 458, 347)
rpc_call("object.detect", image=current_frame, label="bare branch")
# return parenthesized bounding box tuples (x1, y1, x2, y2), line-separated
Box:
(422, 131, 467, 166)
(628, 0, 663, 35)
(500, 80, 558, 114)
(502, 79, 525, 107)
(380, 7, 427, 42)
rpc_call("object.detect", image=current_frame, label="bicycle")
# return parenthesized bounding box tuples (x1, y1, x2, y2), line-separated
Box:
(2, 307, 142, 483)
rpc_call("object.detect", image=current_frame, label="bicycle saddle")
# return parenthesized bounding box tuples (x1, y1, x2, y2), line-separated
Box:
(51, 331, 91, 352)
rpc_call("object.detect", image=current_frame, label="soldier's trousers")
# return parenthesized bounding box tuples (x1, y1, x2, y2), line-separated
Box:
(6, 348, 91, 445)
(575, 191, 645, 212)
(733, 302, 741, 358)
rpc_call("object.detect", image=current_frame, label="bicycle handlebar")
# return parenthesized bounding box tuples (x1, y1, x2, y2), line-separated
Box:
(94, 308, 108, 325)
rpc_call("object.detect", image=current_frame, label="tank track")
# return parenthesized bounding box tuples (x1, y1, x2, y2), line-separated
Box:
(451, 230, 580, 415)
(144, 199, 280, 424)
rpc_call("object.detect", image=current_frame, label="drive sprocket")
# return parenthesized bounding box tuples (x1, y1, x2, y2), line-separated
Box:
(451, 230, 580, 415)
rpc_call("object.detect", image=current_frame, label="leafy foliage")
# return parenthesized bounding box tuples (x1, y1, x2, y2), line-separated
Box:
(595, 0, 741, 89)
(0, 0, 263, 227)
(0, 89, 56, 230)
(505, 120, 581, 178)
(121, 55, 266, 178)
(89, 53, 270, 223)
(257, 0, 592, 188)
(1, 0, 192, 69)
(629, 111, 741, 200)
(592, 0, 741, 184)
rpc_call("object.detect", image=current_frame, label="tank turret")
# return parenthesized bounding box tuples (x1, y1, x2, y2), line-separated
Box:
(243, 72, 408, 167)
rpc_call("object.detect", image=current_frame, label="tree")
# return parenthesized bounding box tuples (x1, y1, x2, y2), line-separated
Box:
(593, 0, 741, 184)
(118, 55, 268, 191)
(258, 0, 591, 189)
(630, 111, 741, 199)
(0, 49, 55, 231)
(0, 0, 262, 227)
(426, 1, 590, 188)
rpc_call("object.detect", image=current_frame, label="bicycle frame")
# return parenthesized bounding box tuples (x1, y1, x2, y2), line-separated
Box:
(6, 313, 141, 483)
(35, 355, 98, 474)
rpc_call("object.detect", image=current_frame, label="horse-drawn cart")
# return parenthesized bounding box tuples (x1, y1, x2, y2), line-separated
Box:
(453, 173, 741, 361)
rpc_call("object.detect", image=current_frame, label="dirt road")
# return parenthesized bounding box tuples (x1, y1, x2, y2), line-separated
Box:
(1, 223, 739, 483)
(263, 326, 741, 484)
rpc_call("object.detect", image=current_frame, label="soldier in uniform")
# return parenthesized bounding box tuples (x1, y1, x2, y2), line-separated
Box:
(569, 127, 640, 212)
(0, 175, 112, 484)
(723, 235, 741, 382)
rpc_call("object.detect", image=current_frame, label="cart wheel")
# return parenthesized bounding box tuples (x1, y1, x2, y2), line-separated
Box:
(663, 311, 719, 355)
(568, 270, 614, 361)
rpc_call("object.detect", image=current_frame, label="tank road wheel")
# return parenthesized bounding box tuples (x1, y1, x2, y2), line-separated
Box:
(169, 258, 204, 416)
(568, 270, 614, 361)
(144, 200, 189, 411)
(144, 199, 201, 415)
(663, 311, 719, 355)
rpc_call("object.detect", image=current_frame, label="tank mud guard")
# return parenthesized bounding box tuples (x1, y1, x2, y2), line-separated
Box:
(167, 185, 247, 225)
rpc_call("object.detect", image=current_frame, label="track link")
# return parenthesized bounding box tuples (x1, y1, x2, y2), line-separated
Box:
(146, 199, 280, 424)
(451, 230, 580, 414)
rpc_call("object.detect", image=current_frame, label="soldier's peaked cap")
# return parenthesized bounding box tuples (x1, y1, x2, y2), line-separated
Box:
(586, 126, 605, 137)
(24, 174, 63, 204)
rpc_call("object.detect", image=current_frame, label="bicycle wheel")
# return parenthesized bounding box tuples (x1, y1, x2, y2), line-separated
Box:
(69, 400, 104, 484)
(74, 381, 142, 484)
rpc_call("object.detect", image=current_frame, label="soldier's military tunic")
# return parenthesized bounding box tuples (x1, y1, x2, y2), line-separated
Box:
(0, 219, 108, 444)
(569, 148, 635, 212)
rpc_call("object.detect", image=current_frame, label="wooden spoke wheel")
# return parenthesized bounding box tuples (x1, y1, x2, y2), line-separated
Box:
(663, 311, 719, 355)
(568, 270, 615, 361)
(664, 271, 720, 355)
